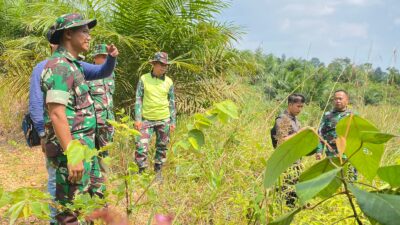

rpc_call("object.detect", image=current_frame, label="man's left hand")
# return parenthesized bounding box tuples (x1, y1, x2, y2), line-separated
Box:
(107, 44, 119, 57)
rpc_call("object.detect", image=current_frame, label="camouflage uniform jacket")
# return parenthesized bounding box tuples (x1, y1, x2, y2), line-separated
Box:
(316, 108, 352, 157)
(41, 46, 96, 148)
(87, 72, 115, 121)
(271, 110, 301, 148)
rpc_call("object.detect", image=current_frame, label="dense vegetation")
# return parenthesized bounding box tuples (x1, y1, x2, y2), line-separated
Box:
(1, 0, 400, 224)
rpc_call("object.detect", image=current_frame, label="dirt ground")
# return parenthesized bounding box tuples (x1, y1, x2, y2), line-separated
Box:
(0, 133, 48, 224)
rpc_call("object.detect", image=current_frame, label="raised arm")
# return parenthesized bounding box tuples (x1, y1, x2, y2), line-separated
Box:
(81, 55, 116, 80)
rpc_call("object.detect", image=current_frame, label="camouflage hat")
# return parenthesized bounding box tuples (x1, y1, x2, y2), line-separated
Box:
(150, 52, 170, 65)
(48, 13, 97, 44)
(92, 44, 108, 56)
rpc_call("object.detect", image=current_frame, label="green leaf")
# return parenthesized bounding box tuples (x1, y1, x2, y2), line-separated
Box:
(188, 129, 205, 150)
(268, 208, 301, 225)
(299, 158, 345, 198)
(194, 113, 213, 130)
(84, 147, 99, 162)
(0, 188, 11, 208)
(377, 165, 400, 187)
(349, 185, 400, 225)
(296, 168, 341, 205)
(336, 115, 384, 181)
(214, 100, 239, 119)
(8, 201, 25, 225)
(30, 201, 42, 217)
(360, 131, 396, 144)
(64, 140, 86, 166)
(128, 128, 141, 136)
(264, 128, 319, 189)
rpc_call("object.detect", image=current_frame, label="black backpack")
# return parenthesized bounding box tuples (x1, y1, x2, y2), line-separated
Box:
(270, 117, 279, 149)
(21, 113, 41, 147)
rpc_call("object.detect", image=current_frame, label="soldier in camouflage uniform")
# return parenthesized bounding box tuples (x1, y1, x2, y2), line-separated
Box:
(134, 52, 176, 177)
(271, 93, 305, 207)
(41, 13, 105, 224)
(88, 44, 116, 172)
(315, 90, 357, 180)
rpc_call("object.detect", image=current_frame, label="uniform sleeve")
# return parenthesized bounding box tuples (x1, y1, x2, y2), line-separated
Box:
(134, 79, 144, 122)
(44, 64, 73, 105)
(81, 55, 116, 80)
(168, 84, 176, 126)
(316, 115, 327, 154)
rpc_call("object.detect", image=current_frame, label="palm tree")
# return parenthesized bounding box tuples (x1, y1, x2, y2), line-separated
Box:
(0, 0, 251, 112)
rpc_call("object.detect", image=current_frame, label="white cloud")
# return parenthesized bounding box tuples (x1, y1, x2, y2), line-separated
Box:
(336, 23, 369, 39)
(337, 0, 382, 6)
(394, 18, 400, 25)
(283, 2, 336, 16)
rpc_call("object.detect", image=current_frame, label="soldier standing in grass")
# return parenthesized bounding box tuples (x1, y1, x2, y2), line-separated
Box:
(271, 93, 305, 207)
(88, 44, 116, 173)
(41, 13, 106, 224)
(315, 90, 357, 180)
(134, 52, 176, 179)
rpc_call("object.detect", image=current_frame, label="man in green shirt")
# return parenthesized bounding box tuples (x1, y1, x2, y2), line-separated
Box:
(41, 13, 105, 224)
(134, 52, 176, 177)
(88, 44, 116, 173)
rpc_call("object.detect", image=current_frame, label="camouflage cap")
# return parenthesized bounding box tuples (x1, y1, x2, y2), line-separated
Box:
(92, 44, 108, 56)
(48, 13, 97, 44)
(150, 52, 171, 65)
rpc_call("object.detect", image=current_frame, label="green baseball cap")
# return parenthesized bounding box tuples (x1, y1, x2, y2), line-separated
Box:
(150, 52, 171, 65)
(48, 13, 97, 44)
(92, 44, 108, 56)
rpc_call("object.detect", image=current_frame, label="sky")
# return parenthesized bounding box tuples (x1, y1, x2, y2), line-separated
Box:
(217, 0, 400, 69)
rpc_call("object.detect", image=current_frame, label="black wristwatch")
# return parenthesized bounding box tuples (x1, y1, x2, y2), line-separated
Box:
(38, 131, 46, 139)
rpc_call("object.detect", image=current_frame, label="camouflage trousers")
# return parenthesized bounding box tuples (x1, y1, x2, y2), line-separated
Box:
(95, 109, 115, 156)
(281, 160, 303, 207)
(45, 134, 105, 225)
(135, 119, 171, 169)
(95, 109, 114, 174)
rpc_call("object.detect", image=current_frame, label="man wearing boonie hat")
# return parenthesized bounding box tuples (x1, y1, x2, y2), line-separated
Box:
(30, 26, 117, 224)
(40, 13, 106, 224)
(87, 44, 116, 173)
(134, 52, 176, 180)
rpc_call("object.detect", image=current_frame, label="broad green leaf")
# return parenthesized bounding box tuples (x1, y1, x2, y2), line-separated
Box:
(336, 115, 384, 181)
(188, 129, 205, 150)
(30, 201, 42, 217)
(360, 131, 396, 144)
(214, 100, 239, 119)
(264, 128, 319, 189)
(299, 158, 345, 198)
(194, 113, 213, 130)
(64, 140, 86, 166)
(268, 208, 301, 225)
(367, 215, 380, 225)
(349, 185, 400, 225)
(0, 188, 12, 208)
(8, 201, 25, 225)
(377, 165, 400, 187)
(296, 168, 341, 205)
(84, 147, 98, 162)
